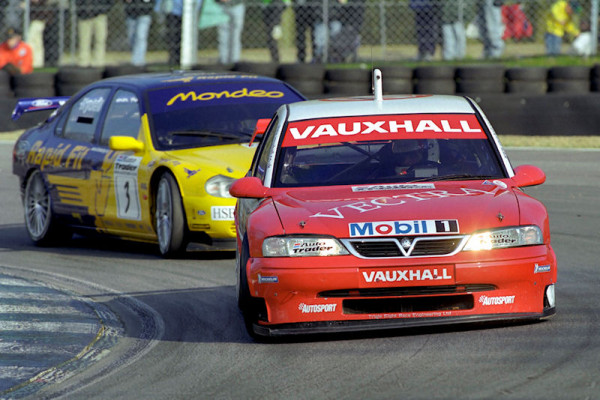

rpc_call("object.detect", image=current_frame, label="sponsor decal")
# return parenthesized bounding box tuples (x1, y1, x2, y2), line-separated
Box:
(478, 295, 515, 306)
(298, 303, 337, 313)
(211, 206, 235, 221)
(534, 264, 551, 273)
(362, 267, 453, 283)
(258, 274, 279, 284)
(349, 219, 459, 237)
(184, 168, 200, 178)
(167, 88, 284, 106)
(283, 114, 485, 147)
(352, 183, 436, 192)
(31, 99, 53, 107)
(311, 188, 494, 219)
(114, 155, 142, 220)
(26, 141, 90, 171)
(291, 241, 334, 254)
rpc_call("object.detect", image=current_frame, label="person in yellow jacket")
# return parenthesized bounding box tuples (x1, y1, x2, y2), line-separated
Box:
(545, 0, 580, 55)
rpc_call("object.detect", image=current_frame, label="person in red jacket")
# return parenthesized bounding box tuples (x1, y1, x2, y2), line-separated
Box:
(0, 28, 34, 75)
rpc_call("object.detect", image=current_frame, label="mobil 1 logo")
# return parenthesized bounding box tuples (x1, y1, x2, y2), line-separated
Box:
(349, 219, 459, 237)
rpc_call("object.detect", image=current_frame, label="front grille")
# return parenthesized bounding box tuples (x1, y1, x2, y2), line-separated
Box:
(342, 235, 466, 258)
(343, 294, 474, 314)
(319, 284, 496, 298)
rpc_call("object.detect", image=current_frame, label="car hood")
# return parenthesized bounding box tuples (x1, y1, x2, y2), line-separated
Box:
(162, 143, 256, 178)
(269, 181, 520, 237)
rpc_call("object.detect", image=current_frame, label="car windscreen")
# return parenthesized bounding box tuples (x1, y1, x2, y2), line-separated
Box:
(147, 81, 304, 150)
(273, 114, 506, 187)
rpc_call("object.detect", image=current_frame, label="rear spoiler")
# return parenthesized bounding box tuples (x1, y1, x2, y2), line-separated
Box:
(11, 96, 70, 121)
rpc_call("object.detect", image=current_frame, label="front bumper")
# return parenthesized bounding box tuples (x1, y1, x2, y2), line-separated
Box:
(246, 245, 557, 336)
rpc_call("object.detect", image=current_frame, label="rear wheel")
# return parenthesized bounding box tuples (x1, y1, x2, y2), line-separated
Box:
(155, 172, 187, 258)
(24, 170, 71, 245)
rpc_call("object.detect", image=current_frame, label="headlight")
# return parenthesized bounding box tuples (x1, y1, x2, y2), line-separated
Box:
(263, 236, 350, 257)
(463, 225, 543, 251)
(205, 175, 234, 198)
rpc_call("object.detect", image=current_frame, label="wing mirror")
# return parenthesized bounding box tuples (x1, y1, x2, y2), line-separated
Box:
(512, 165, 546, 187)
(109, 136, 144, 152)
(229, 176, 269, 198)
(249, 118, 271, 145)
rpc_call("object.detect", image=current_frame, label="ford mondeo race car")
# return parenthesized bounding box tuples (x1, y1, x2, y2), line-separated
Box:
(12, 71, 306, 257)
(230, 70, 557, 337)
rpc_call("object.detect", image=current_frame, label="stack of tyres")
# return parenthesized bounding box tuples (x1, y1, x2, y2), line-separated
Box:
(0, 69, 13, 98)
(323, 68, 371, 96)
(12, 72, 56, 98)
(103, 64, 147, 78)
(413, 66, 455, 95)
(505, 67, 548, 94)
(592, 65, 600, 92)
(233, 62, 279, 78)
(377, 66, 413, 94)
(548, 66, 591, 93)
(55, 67, 104, 96)
(455, 65, 505, 95)
(277, 63, 325, 99)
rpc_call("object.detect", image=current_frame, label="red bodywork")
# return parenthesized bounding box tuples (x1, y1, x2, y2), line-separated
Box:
(240, 180, 556, 336)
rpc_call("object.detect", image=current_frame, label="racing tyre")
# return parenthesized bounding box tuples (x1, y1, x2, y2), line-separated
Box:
(24, 170, 72, 246)
(155, 172, 188, 258)
(237, 238, 263, 339)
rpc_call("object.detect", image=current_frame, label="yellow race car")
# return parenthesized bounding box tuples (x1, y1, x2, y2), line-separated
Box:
(12, 71, 306, 257)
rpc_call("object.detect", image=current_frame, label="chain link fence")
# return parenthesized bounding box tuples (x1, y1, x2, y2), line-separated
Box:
(2, 0, 598, 69)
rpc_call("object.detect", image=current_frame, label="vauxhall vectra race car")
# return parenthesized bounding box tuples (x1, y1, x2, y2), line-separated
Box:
(12, 71, 305, 257)
(230, 69, 557, 337)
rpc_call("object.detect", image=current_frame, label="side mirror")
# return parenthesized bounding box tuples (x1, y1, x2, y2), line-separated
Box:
(229, 176, 269, 198)
(249, 118, 271, 145)
(109, 136, 144, 152)
(512, 165, 546, 187)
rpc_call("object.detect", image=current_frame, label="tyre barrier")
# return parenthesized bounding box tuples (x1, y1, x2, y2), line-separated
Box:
(3, 63, 600, 135)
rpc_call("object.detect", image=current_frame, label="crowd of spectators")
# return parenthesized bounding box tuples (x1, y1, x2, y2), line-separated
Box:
(0, 0, 596, 74)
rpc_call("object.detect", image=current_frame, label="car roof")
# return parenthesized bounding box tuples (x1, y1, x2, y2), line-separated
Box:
(286, 95, 477, 122)
(97, 70, 291, 91)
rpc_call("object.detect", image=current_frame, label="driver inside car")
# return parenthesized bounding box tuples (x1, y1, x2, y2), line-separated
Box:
(390, 139, 440, 177)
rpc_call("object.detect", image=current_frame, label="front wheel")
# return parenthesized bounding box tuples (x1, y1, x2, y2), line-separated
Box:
(23, 170, 71, 245)
(154, 172, 187, 258)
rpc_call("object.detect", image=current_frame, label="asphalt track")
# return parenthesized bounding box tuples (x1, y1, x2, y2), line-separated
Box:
(0, 140, 599, 400)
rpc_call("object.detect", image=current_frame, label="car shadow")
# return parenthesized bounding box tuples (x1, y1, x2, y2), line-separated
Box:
(0, 223, 235, 260)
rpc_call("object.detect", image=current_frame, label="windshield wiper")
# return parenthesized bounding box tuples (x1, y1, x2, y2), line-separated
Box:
(168, 130, 250, 140)
(412, 174, 496, 182)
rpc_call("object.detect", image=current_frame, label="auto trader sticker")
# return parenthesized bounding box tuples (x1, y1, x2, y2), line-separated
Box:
(349, 219, 459, 237)
(114, 154, 142, 220)
(283, 114, 485, 147)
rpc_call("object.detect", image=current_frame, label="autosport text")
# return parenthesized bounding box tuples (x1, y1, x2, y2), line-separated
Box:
(167, 88, 284, 105)
(26, 140, 90, 170)
(311, 188, 494, 219)
(478, 295, 515, 306)
(283, 114, 486, 147)
(362, 268, 452, 283)
(298, 303, 337, 313)
(349, 219, 459, 237)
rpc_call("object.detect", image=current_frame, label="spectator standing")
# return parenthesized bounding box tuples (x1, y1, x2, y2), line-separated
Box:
(217, 0, 245, 64)
(29, 0, 49, 68)
(571, 19, 592, 56)
(293, 0, 319, 62)
(313, 0, 364, 63)
(474, 0, 505, 59)
(261, 0, 287, 62)
(124, 0, 154, 66)
(441, 0, 466, 60)
(76, 0, 113, 67)
(0, 27, 33, 74)
(409, 0, 441, 61)
(545, 0, 580, 56)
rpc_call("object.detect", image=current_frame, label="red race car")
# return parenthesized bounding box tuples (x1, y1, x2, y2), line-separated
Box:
(231, 70, 557, 338)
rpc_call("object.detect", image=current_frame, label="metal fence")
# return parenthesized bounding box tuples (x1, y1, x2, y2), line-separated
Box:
(3, 0, 598, 69)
